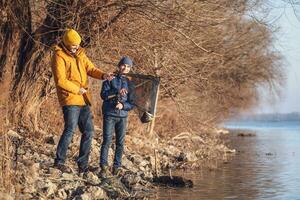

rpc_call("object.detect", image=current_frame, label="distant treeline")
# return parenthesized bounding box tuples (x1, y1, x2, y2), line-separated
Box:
(235, 112, 300, 122)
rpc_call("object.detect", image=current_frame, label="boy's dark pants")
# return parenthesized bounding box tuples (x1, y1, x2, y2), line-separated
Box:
(54, 105, 94, 170)
(100, 116, 127, 169)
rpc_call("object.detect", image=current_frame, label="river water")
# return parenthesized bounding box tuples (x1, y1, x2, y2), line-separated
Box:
(155, 121, 300, 200)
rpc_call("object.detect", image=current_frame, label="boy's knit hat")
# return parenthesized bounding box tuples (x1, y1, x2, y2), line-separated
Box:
(63, 29, 81, 46)
(118, 56, 133, 67)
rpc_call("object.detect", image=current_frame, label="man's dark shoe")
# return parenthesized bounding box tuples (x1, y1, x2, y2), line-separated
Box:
(53, 163, 71, 173)
(99, 166, 109, 178)
(112, 167, 122, 176)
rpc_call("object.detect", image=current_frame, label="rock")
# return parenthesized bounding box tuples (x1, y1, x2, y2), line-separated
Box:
(18, 148, 26, 155)
(32, 152, 40, 160)
(85, 172, 100, 185)
(191, 136, 205, 144)
(177, 152, 187, 162)
(23, 185, 36, 194)
(225, 148, 236, 153)
(165, 145, 180, 156)
(20, 194, 33, 199)
(139, 166, 145, 171)
(48, 167, 62, 177)
(70, 186, 85, 199)
(139, 160, 149, 167)
(146, 156, 156, 171)
(62, 173, 74, 179)
(141, 166, 153, 179)
(186, 152, 198, 162)
(79, 193, 90, 200)
(26, 163, 40, 184)
(43, 180, 57, 197)
(87, 186, 107, 199)
(215, 128, 229, 135)
(237, 132, 256, 137)
(7, 130, 22, 139)
(128, 154, 143, 165)
(22, 159, 35, 167)
(121, 172, 142, 188)
(57, 188, 68, 199)
(44, 136, 58, 145)
(7, 130, 23, 145)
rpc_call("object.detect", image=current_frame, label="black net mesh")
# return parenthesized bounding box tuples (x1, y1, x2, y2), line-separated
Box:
(127, 73, 160, 123)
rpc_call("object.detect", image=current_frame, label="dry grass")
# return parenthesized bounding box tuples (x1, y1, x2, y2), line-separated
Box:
(0, 126, 13, 195)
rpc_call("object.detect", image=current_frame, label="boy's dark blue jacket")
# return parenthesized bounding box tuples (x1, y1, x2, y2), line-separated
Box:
(101, 74, 135, 117)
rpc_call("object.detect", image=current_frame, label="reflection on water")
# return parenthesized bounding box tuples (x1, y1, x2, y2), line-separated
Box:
(156, 122, 300, 200)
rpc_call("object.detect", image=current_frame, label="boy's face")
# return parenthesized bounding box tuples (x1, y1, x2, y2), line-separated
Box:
(119, 64, 131, 74)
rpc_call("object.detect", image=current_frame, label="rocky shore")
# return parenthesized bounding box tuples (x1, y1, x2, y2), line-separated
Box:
(0, 127, 235, 199)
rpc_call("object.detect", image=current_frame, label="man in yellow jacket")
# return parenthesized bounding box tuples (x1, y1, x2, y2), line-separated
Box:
(51, 29, 112, 174)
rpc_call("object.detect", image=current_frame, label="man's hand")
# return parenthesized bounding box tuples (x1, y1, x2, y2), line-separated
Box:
(78, 88, 87, 95)
(116, 102, 123, 110)
(119, 88, 128, 97)
(103, 72, 115, 81)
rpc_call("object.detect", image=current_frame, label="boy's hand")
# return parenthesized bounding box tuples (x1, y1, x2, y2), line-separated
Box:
(78, 88, 87, 95)
(119, 88, 128, 96)
(116, 102, 123, 110)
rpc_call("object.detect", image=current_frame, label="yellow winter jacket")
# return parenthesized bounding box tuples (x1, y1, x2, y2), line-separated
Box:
(51, 43, 105, 106)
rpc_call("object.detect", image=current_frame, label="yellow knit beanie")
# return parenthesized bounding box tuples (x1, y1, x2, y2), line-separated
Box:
(63, 29, 81, 46)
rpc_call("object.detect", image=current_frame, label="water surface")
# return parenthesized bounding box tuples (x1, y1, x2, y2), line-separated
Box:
(156, 121, 300, 200)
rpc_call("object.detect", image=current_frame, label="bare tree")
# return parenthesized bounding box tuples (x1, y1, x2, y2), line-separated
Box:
(0, 0, 283, 133)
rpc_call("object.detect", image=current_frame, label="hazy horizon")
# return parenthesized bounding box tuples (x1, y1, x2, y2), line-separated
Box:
(254, 4, 300, 114)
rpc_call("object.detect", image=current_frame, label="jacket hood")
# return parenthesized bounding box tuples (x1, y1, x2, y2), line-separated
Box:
(52, 43, 84, 57)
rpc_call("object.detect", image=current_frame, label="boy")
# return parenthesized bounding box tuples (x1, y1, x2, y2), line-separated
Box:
(99, 56, 135, 177)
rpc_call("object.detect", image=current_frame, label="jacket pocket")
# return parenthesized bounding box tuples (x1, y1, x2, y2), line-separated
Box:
(61, 89, 70, 98)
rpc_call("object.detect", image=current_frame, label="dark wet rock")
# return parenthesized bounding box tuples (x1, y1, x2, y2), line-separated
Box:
(70, 186, 85, 199)
(45, 136, 56, 145)
(237, 132, 256, 137)
(177, 152, 187, 162)
(153, 175, 193, 188)
(175, 152, 198, 162)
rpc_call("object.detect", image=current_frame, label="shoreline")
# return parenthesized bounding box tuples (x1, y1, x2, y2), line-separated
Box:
(0, 127, 235, 199)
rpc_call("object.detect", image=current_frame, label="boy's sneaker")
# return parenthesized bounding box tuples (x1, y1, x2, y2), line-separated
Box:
(99, 166, 109, 178)
(53, 163, 71, 173)
(112, 167, 122, 176)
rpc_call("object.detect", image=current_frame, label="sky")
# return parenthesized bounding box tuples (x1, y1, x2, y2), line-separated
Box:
(255, 3, 300, 114)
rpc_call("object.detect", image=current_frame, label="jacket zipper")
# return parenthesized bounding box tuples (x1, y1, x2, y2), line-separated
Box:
(75, 57, 83, 84)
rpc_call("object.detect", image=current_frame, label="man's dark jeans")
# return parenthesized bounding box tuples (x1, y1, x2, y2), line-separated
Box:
(100, 116, 127, 168)
(55, 105, 94, 170)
